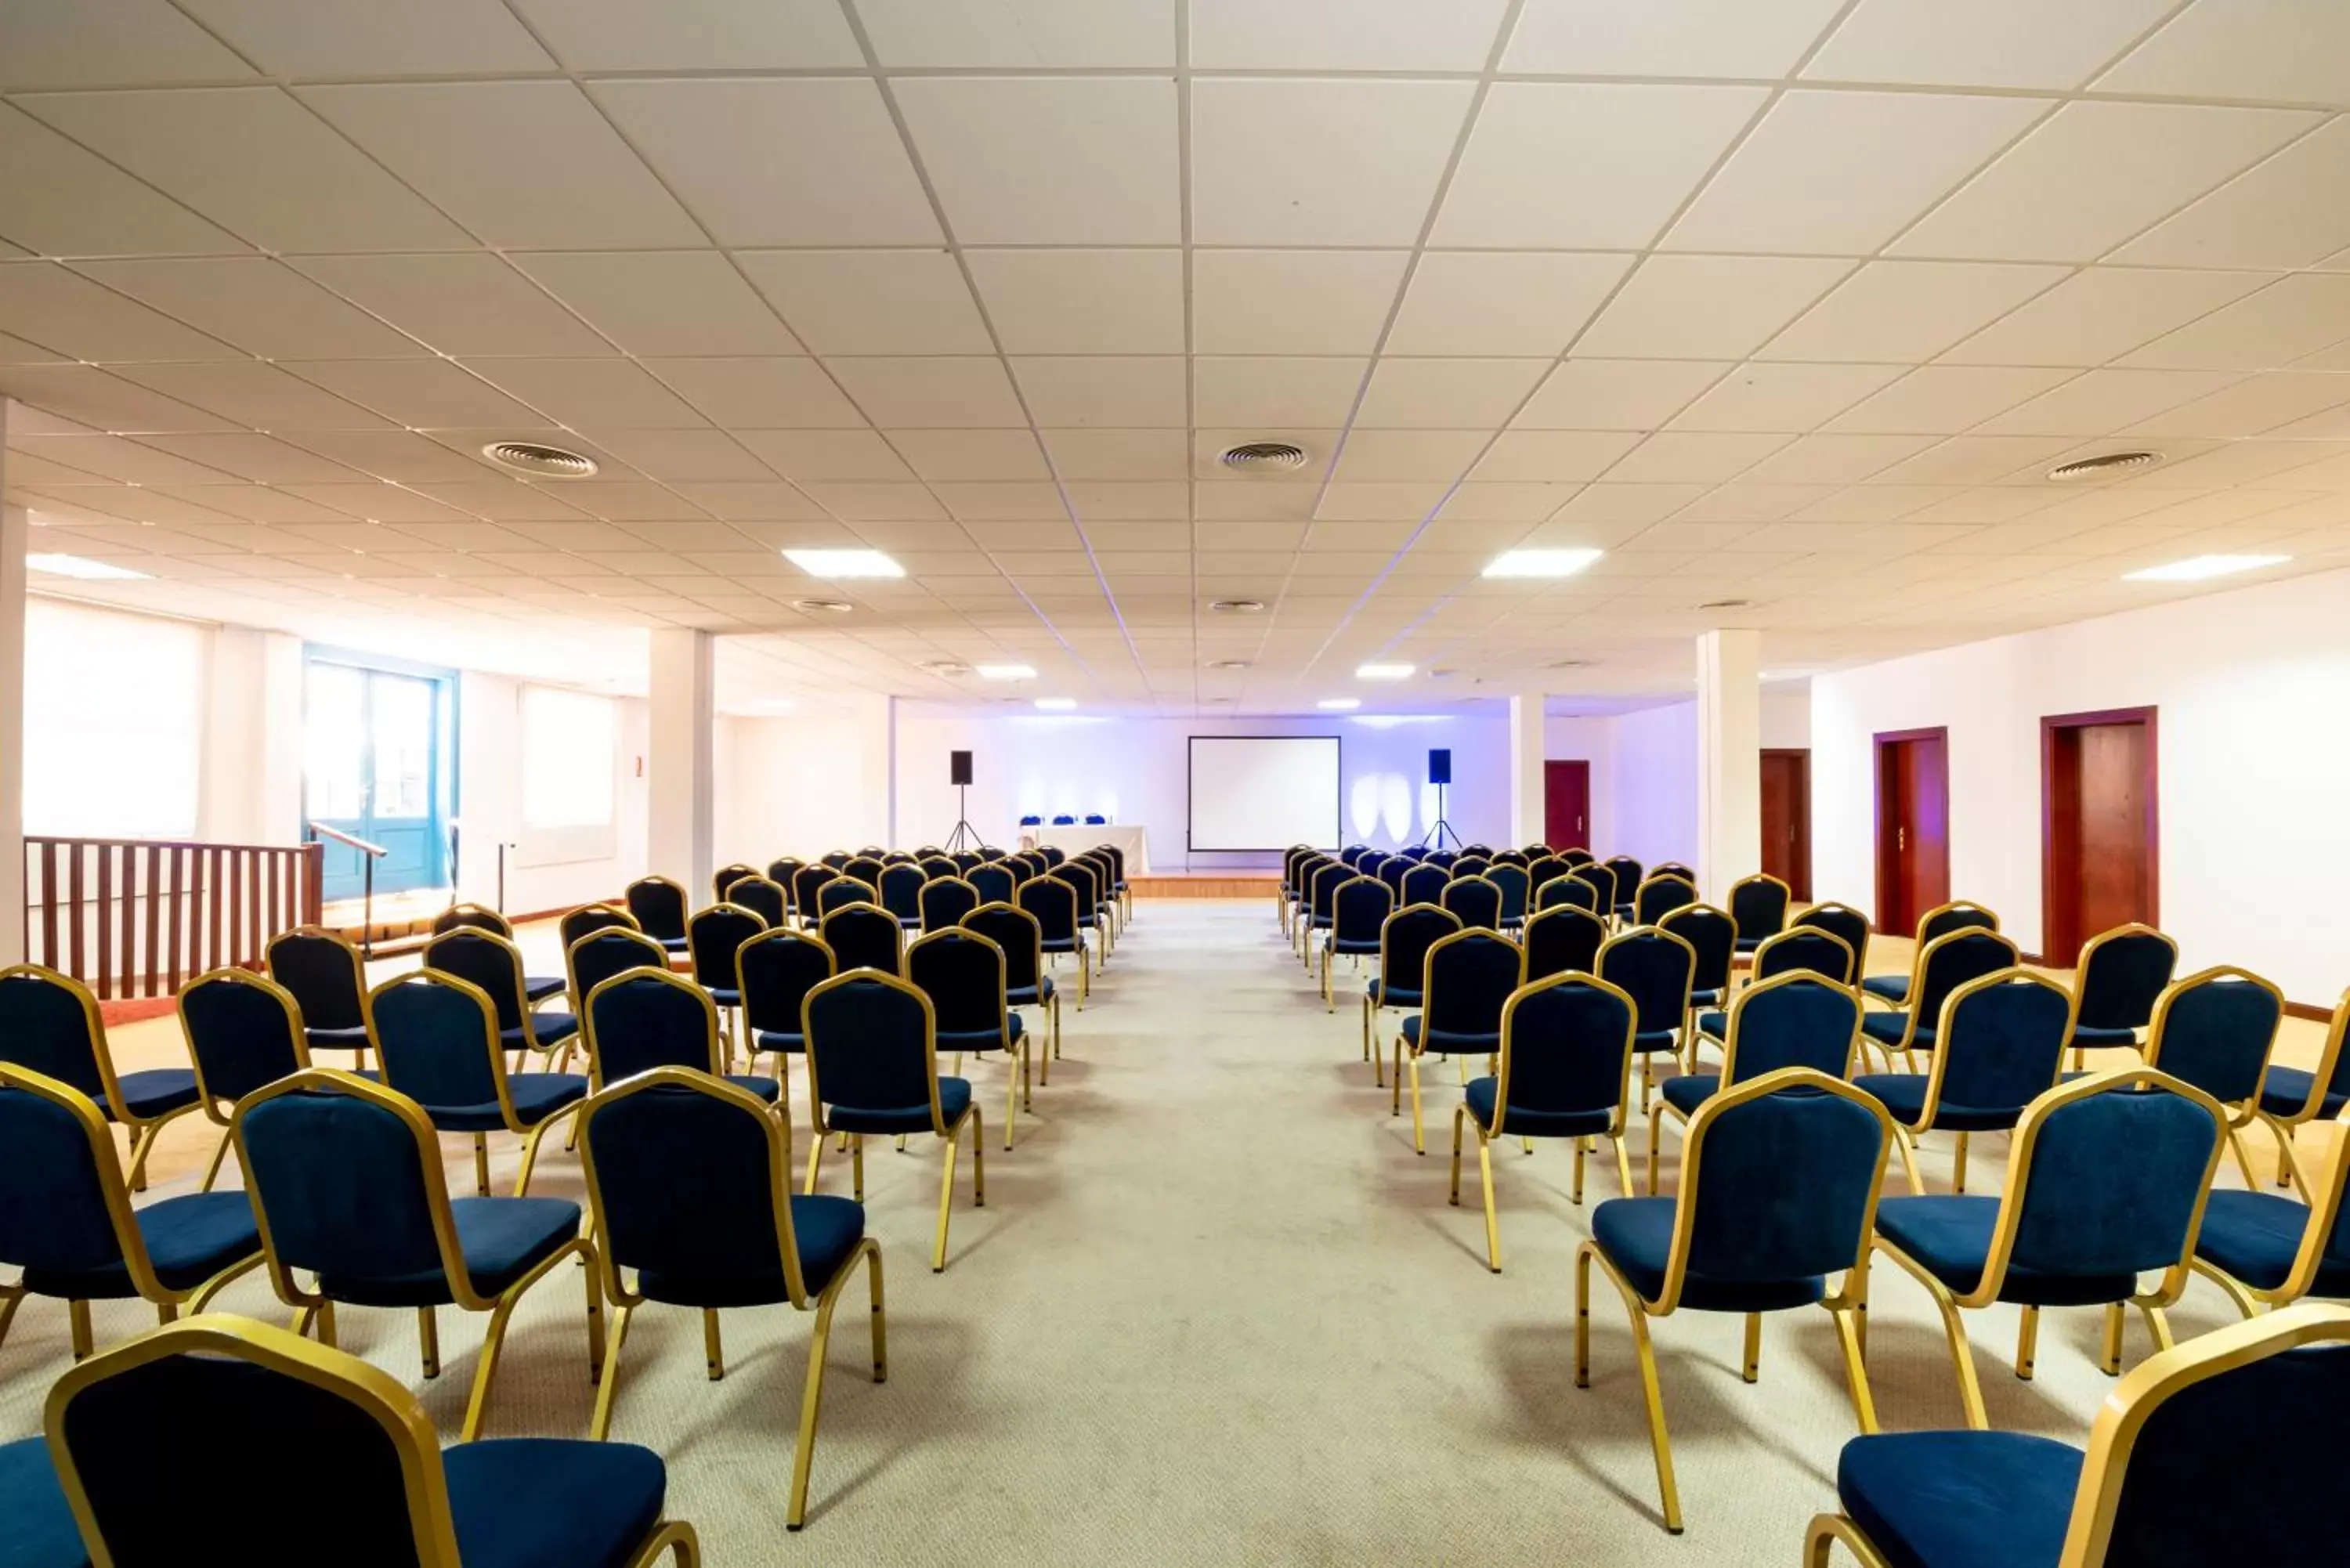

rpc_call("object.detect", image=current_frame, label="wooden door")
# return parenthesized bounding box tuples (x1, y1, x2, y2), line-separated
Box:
(1759, 749, 1811, 900)
(1544, 760, 1591, 851)
(2042, 707, 2157, 966)
(1875, 728, 1949, 937)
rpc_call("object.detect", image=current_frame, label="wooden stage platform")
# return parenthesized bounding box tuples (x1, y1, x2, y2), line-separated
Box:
(1130, 872, 1280, 899)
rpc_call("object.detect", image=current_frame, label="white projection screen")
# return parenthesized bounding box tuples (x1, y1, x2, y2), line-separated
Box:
(1188, 736, 1341, 851)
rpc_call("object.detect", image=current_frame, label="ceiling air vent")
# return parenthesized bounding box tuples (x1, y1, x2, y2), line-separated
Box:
(792, 598, 853, 614)
(1209, 598, 1265, 613)
(480, 441, 598, 478)
(1546, 657, 1593, 669)
(1696, 598, 1751, 611)
(1220, 441, 1309, 472)
(1206, 659, 1251, 670)
(2047, 450, 2161, 482)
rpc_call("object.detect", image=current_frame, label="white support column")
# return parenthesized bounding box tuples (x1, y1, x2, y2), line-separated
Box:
(853, 694, 897, 849)
(1696, 629, 1763, 905)
(1, 400, 24, 964)
(647, 629, 714, 896)
(1507, 691, 1546, 849)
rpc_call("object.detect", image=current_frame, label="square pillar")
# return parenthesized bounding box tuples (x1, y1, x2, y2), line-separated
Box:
(1508, 692, 1546, 849)
(0, 403, 24, 964)
(1696, 630, 1762, 905)
(648, 629, 714, 896)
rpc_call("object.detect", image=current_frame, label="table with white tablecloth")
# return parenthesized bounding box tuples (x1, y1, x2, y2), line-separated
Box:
(1022, 823, 1149, 873)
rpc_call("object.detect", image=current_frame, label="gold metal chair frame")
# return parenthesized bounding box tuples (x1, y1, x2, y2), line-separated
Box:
(917, 875, 984, 932)
(1393, 928, 1527, 1155)
(1725, 871, 1793, 949)
(558, 902, 643, 957)
(623, 874, 692, 941)
(906, 927, 1028, 1152)
(1629, 873, 1697, 928)
(1297, 861, 1349, 964)
(1747, 925, 1858, 991)
(1364, 903, 1463, 1087)
(1451, 972, 1638, 1272)
(1595, 923, 1699, 1113)
(432, 901, 514, 938)
(685, 900, 770, 1057)
(1578, 1068, 1895, 1536)
(1320, 875, 1394, 1013)
(801, 970, 985, 1273)
(0, 1064, 266, 1364)
(713, 863, 761, 902)
(1878, 968, 2078, 1197)
(2192, 1095, 2350, 1320)
(1648, 969, 1864, 1196)
(729, 927, 837, 1109)
(819, 902, 906, 982)
(1437, 872, 1505, 933)
(44, 1313, 701, 1566)
(1017, 878, 1090, 1009)
(231, 1068, 603, 1443)
(421, 927, 576, 1072)
(2066, 923, 2179, 1071)
(2140, 964, 2287, 1190)
(576, 1068, 884, 1530)
(581, 965, 739, 1099)
(1791, 902, 1871, 974)
(364, 968, 587, 1197)
(1655, 902, 1735, 1071)
(179, 967, 313, 1191)
(960, 902, 1062, 1079)
(1871, 1067, 2229, 1431)
(2254, 985, 2350, 1196)
(266, 925, 374, 1071)
(1862, 900, 2001, 1014)
(0, 963, 204, 1194)
(1863, 927, 2022, 1075)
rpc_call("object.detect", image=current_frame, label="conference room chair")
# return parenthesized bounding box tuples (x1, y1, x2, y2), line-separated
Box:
(710, 863, 758, 904)
(728, 875, 790, 931)
(1560, 847, 1596, 869)
(432, 901, 512, 939)
(1859, 929, 2021, 1075)
(586, 966, 783, 1107)
(736, 927, 836, 1104)
(1038, 845, 1068, 869)
(1399, 862, 1449, 909)
(1278, 847, 1313, 934)
(573, 1070, 882, 1530)
(819, 851, 852, 871)
(1452, 854, 1492, 879)
(1527, 854, 1571, 898)
(844, 855, 888, 890)
(2068, 923, 2181, 1069)
(907, 929, 1029, 1151)
(624, 875, 692, 955)
(1596, 927, 1698, 1111)
(2259, 986, 2350, 1195)
(1363, 904, 1460, 1086)
(916, 854, 956, 882)
(1462, 843, 1494, 858)
(1632, 873, 1697, 927)
(1453, 974, 1639, 1271)
(363, 970, 590, 1198)
(1535, 872, 1600, 916)
(816, 874, 877, 920)
(1016, 876, 1090, 1009)
(2193, 1067, 2350, 1317)
(1650, 861, 1696, 885)
(1055, 858, 1112, 959)
(1439, 874, 1503, 932)
(1075, 854, 1120, 946)
(686, 903, 767, 1051)
(1355, 854, 1390, 893)
(1524, 905, 1607, 984)
(1300, 860, 1351, 965)
(179, 968, 315, 1192)
(1793, 902, 1871, 976)
(877, 863, 927, 932)
(965, 902, 1061, 1075)
(1871, 1069, 2226, 1429)
(1603, 856, 1644, 922)
(0, 1062, 262, 1367)
(1484, 862, 1531, 933)
(0, 1430, 75, 1567)
(968, 861, 1018, 906)
(767, 854, 806, 889)
(951, 850, 983, 875)
(1726, 873, 1792, 956)
(423, 928, 581, 1070)
(1651, 971, 1864, 1194)
(1426, 850, 1459, 871)
(793, 864, 838, 926)
(1490, 849, 1530, 869)
(233, 1069, 600, 1441)
(1374, 854, 1410, 901)
(1804, 1301, 2350, 1568)
(919, 875, 982, 934)
(567, 927, 671, 1036)
(1321, 875, 1394, 1012)
(1099, 843, 1133, 920)
(802, 971, 985, 1272)
(1863, 901, 2001, 1008)
(1759, 926, 1858, 986)
(1856, 970, 2076, 1197)
(0, 963, 200, 1193)
(1569, 863, 1617, 923)
(2138, 965, 2287, 1190)
(265, 925, 374, 1067)
(1578, 1068, 1894, 1534)
(559, 902, 639, 952)
(1393, 929, 1525, 1155)
(1658, 904, 1735, 1063)
(1339, 845, 1367, 869)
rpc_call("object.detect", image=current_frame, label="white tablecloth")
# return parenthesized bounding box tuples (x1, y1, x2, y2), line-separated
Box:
(1025, 823, 1149, 874)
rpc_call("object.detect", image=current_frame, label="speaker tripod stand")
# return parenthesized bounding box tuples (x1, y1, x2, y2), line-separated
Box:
(1417, 783, 1462, 852)
(942, 784, 982, 853)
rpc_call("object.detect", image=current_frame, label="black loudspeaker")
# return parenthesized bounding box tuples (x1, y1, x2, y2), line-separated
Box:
(1428, 748, 1452, 786)
(949, 750, 974, 787)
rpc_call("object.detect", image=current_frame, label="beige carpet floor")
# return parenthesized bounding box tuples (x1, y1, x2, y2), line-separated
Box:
(2, 899, 2330, 1564)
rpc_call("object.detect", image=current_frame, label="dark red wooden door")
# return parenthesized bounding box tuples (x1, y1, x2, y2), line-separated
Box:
(1759, 749, 1811, 901)
(1876, 730, 1949, 936)
(1544, 761, 1590, 851)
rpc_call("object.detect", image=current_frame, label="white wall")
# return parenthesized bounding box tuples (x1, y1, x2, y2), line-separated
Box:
(456, 672, 649, 913)
(200, 625, 303, 845)
(721, 706, 896, 865)
(1762, 681, 1811, 749)
(1811, 565, 2350, 1003)
(1542, 715, 1614, 850)
(1608, 702, 1700, 869)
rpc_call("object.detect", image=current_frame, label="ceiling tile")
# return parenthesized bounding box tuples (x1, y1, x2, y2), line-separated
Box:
(1192, 79, 1474, 246)
(0, 364, 239, 432)
(965, 250, 1184, 356)
(735, 251, 989, 356)
(1437, 482, 1581, 522)
(2113, 119, 2350, 270)
(2095, 0, 2350, 103)
(1473, 430, 1644, 482)
(1505, 0, 1847, 75)
(111, 361, 394, 431)
(300, 81, 703, 249)
(1065, 481, 1187, 519)
(1516, 359, 1729, 430)
(291, 255, 612, 357)
(147, 483, 358, 524)
(1192, 357, 1367, 426)
(825, 357, 1028, 428)
(798, 482, 948, 522)
(282, 359, 547, 428)
(2123, 373, 2350, 438)
(0, 263, 237, 360)
(1191, 0, 1506, 68)
(0, 102, 244, 256)
(1803, 0, 2177, 89)
(895, 78, 1179, 246)
(1824, 367, 2073, 434)
(1576, 255, 1852, 359)
(1939, 267, 2271, 367)
(667, 481, 827, 519)
(2120, 273, 2350, 370)
(1972, 369, 2243, 435)
(885, 428, 1050, 482)
(727, 431, 912, 482)
(74, 257, 424, 359)
(929, 482, 1067, 520)
(512, 252, 802, 357)
(1605, 431, 1790, 483)
(574, 429, 779, 482)
(1760, 261, 2067, 363)
(0, 2, 255, 88)
(138, 432, 365, 483)
(1042, 428, 1189, 480)
(1011, 357, 1188, 428)
(1330, 429, 1492, 483)
(1190, 250, 1409, 356)
(464, 359, 707, 430)
(1384, 252, 1631, 358)
(652, 359, 866, 428)
(278, 430, 502, 482)
(1741, 433, 1943, 483)
(1893, 102, 2320, 262)
(12, 432, 244, 484)
(1668, 363, 1904, 432)
(1315, 482, 1449, 522)
(408, 478, 591, 522)
(508, 0, 862, 68)
(1353, 358, 1549, 428)
(179, 0, 551, 74)
(858, 0, 1171, 66)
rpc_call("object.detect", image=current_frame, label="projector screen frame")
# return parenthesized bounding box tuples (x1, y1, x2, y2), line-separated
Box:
(1185, 733, 1343, 853)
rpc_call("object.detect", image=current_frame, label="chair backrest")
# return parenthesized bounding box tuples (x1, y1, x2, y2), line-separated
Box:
(906, 929, 1009, 1043)
(1719, 972, 1862, 1086)
(2075, 924, 2181, 1034)
(1037, 844, 1065, 868)
(919, 855, 959, 881)
(1726, 873, 1791, 945)
(2143, 966, 2285, 1107)
(265, 928, 367, 1033)
(1652, 862, 1697, 886)
(421, 928, 528, 1032)
(180, 969, 309, 1112)
(585, 968, 726, 1083)
(1596, 927, 1697, 1039)
(819, 851, 851, 871)
(969, 862, 1017, 905)
(1999, 1070, 2224, 1288)
(236, 1072, 452, 1291)
(624, 876, 689, 941)
(1929, 970, 2077, 1117)
(1422, 930, 1525, 1039)
(1440, 875, 1502, 931)
(920, 876, 982, 931)
(366, 967, 514, 1115)
(712, 864, 758, 903)
(728, 876, 789, 930)
(1339, 846, 1368, 867)
(963, 904, 1045, 993)
(558, 903, 638, 951)
(820, 903, 905, 978)
(1453, 854, 1491, 878)
(951, 851, 983, 875)
(1658, 903, 1736, 995)
(0, 963, 114, 1106)
(1912, 928, 2022, 1029)
(1376, 855, 1409, 896)
(1491, 850, 1530, 869)
(803, 972, 943, 1128)
(567, 927, 669, 1010)
(1752, 927, 1856, 986)
(1526, 855, 1571, 894)
(1568, 862, 1615, 912)
(1307, 861, 1348, 919)
(1051, 815, 1076, 826)
(1058, 862, 1101, 921)
(430, 902, 510, 938)
(844, 856, 886, 888)
(1524, 905, 1607, 982)
(1535, 873, 1598, 915)
(1602, 856, 1643, 904)
(1015, 876, 1079, 942)
(1632, 873, 1697, 926)
(1376, 905, 1462, 999)
(1484, 863, 1530, 923)
(1332, 876, 1394, 943)
(0, 1065, 146, 1287)
(1793, 901, 1871, 970)
(1559, 847, 1595, 868)
(687, 904, 767, 986)
(1491, 974, 1636, 1123)
(1400, 863, 1449, 908)
(816, 875, 876, 918)
(1918, 899, 1998, 945)
(736, 929, 836, 1036)
(791, 864, 836, 916)
(765, 856, 804, 890)
(876, 862, 927, 922)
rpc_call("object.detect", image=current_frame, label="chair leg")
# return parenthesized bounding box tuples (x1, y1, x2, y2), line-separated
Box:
(786, 1248, 872, 1532)
(1646, 1104, 1663, 1196)
(803, 1122, 826, 1195)
(2101, 1302, 2125, 1375)
(1610, 1135, 1636, 1202)
(1826, 1284, 1880, 1434)
(590, 1302, 634, 1440)
(1448, 1107, 1465, 1205)
(1571, 1137, 1585, 1205)
(1952, 1131, 1970, 1194)
(703, 1308, 725, 1381)
(125, 1122, 162, 1193)
(461, 1296, 524, 1442)
(1577, 1245, 1683, 1534)
(2259, 1111, 2308, 1193)
(1891, 1126, 1925, 1196)
(2193, 1258, 2264, 1321)
(1476, 1125, 1502, 1274)
(1003, 1049, 1019, 1153)
(934, 1117, 964, 1273)
(2014, 1304, 2041, 1381)
(2225, 1125, 2260, 1189)
(1407, 1055, 1426, 1154)
(2137, 1298, 2175, 1355)
(1742, 1312, 1762, 1383)
(68, 1299, 94, 1362)
(1882, 1241, 1987, 1429)
(514, 1107, 573, 1197)
(851, 1135, 865, 1203)
(419, 1306, 441, 1379)
(0, 1286, 24, 1356)
(472, 1133, 490, 1198)
(1321, 946, 1332, 1010)
(1390, 1037, 1404, 1117)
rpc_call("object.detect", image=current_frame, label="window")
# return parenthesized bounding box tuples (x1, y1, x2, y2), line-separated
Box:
(521, 686, 616, 829)
(24, 599, 206, 839)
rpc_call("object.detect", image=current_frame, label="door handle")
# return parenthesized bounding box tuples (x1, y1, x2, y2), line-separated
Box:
(1897, 826, 1906, 851)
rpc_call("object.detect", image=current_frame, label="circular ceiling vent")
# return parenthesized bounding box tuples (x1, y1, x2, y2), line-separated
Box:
(1546, 657, 1594, 669)
(1209, 598, 1265, 613)
(2047, 450, 2161, 482)
(480, 440, 598, 478)
(792, 598, 853, 614)
(1697, 598, 1752, 611)
(920, 660, 970, 676)
(1206, 659, 1251, 670)
(1219, 441, 1310, 472)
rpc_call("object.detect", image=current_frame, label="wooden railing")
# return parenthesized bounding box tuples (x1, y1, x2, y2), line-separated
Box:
(24, 836, 325, 999)
(307, 821, 389, 956)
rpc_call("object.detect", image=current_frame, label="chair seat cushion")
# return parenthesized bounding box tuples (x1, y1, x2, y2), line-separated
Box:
(2068, 1023, 2138, 1050)
(1332, 937, 1380, 955)
(1875, 1196, 2137, 1307)
(523, 975, 567, 1004)
(1401, 1015, 1499, 1057)
(1837, 1430, 2081, 1568)
(938, 1013, 1024, 1053)
(638, 1194, 868, 1308)
(421, 1073, 590, 1133)
(1041, 936, 1079, 954)
(1632, 1028, 1679, 1056)
(826, 1075, 972, 1136)
(1007, 977, 1055, 1006)
(1860, 974, 1910, 1003)
(503, 1013, 579, 1050)
(1853, 1075, 2025, 1133)
(656, 936, 689, 953)
(726, 1075, 781, 1104)
(445, 1437, 667, 1568)
(2194, 1189, 2350, 1296)
(1368, 981, 1421, 1009)
(1464, 1076, 1611, 1140)
(2260, 1065, 2348, 1122)
(0, 1436, 82, 1568)
(305, 1024, 371, 1052)
(1658, 1075, 1718, 1117)
(703, 987, 742, 1008)
(1690, 988, 1724, 1008)
(1733, 936, 1766, 953)
(114, 1067, 199, 1121)
(754, 1029, 804, 1055)
(323, 1196, 580, 1307)
(1589, 1197, 1824, 1312)
(1860, 1012, 1931, 1049)
(22, 1190, 261, 1301)
(1695, 1010, 1727, 1041)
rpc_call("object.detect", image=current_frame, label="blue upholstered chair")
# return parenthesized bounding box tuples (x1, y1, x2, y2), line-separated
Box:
(1871, 1069, 2226, 1429)
(45, 1313, 699, 1565)
(1321, 876, 1394, 1013)
(968, 862, 1018, 907)
(685, 903, 766, 1050)
(1015, 876, 1090, 1008)
(265, 926, 374, 1066)
(1484, 862, 1531, 933)
(233, 1070, 602, 1440)
(2194, 1076, 2350, 1318)
(1374, 854, 1410, 901)
(432, 905, 565, 1005)
(623, 875, 692, 954)
(1018, 814, 1043, 827)
(1072, 854, 1119, 949)
(179, 968, 314, 1192)
(766, 854, 806, 892)
(1651, 972, 1862, 1194)
(802, 972, 984, 1272)
(0, 1064, 262, 1367)
(0, 964, 199, 1195)
(1278, 847, 1314, 938)
(1452, 854, 1491, 880)
(566, 926, 668, 1025)
(1632, 873, 1697, 927)
(906, 928, 1028, 1151)
(1299, 861, 1350, 965)
(790, 864, 836, 926)
(1652, 861, 1697, 886)
(919, 876, 982, 933)
(1392, 930, 1524, 1155)
(1453, 974, 1638, 1270)
(1364, 904, 1461, 1087)
(421, 929, 580, 1069)
(1726, 873, 1791, 956)
(0, 1431, 78, 1568)
(877, 863, 927, 930)
(1754, 926, 1857, 986)
(364, 970, 590, 1197)
(1578, 1068, 1894, 1534)
(2067, 923, 2178, 1068)
(1050, 814, 1076, 826)
(559, 901, 639, 954)
(1524, 905, 1607, 983)
(1098, 843, 1131, 921)
(1400, 862, 1449, 909)
(710, 864, 758, 904)
(576, 1070, 883, 1529)
(815, 874, 876, 920)
(1535, 872, 1600, 915)
(964, 903, 1060, 1076)
(1596, 927, 1698, 1111)
(819, 851, 852, 871)
(1439, 874, 1502, 932)
(1603, 855, 1644, 923)
(1859, 928, 2020, 1073)
(1863, 900, 1999, 1008)
(820, 902, 905, 981)
(1658, 902, 1734, 1050)
(1492, 849, 1531, 869)
(727, 875, 790, 933)
(1057, 861, 1113, 966)
(1857, 970, 2075, 1196)
(1793, 901, 1871, 976)
(737, 927, 835, 1101)
(917, 854, 959, 882)
(1560, 848, 1596, 869)
(2140, 965, 2286, 1190)
(582, 968, 780, 1104)
(844, 855, 887, 889)
(1568, 863, 1615, 922)
(1806, 1301, 2350, 1568)
(1526, 854, 1571, 901)
(2259, 987, 2350, 1196)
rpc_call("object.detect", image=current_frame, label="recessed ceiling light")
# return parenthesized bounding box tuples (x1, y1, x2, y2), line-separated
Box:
(26, 554, 152, 581)
(2049, 450, 2161, 482)
(920, 660, 970, 676)
(2124, 554, 2290, 583)
(975, 663, 1036, 680)
(783, 547, 903, 579)
(1318, 697, 1361, 710)
(1697, 598, 1752, 610)
(1355, 663, 1414, 681)
(1209, 598, 1264, 613)
(1206, 659, 1251, 670)
(793, 599, 853, 614)
(481, 440, 598, 478)
(1484, 547, 1603, 578)
(1034, 698, 1077, 711)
